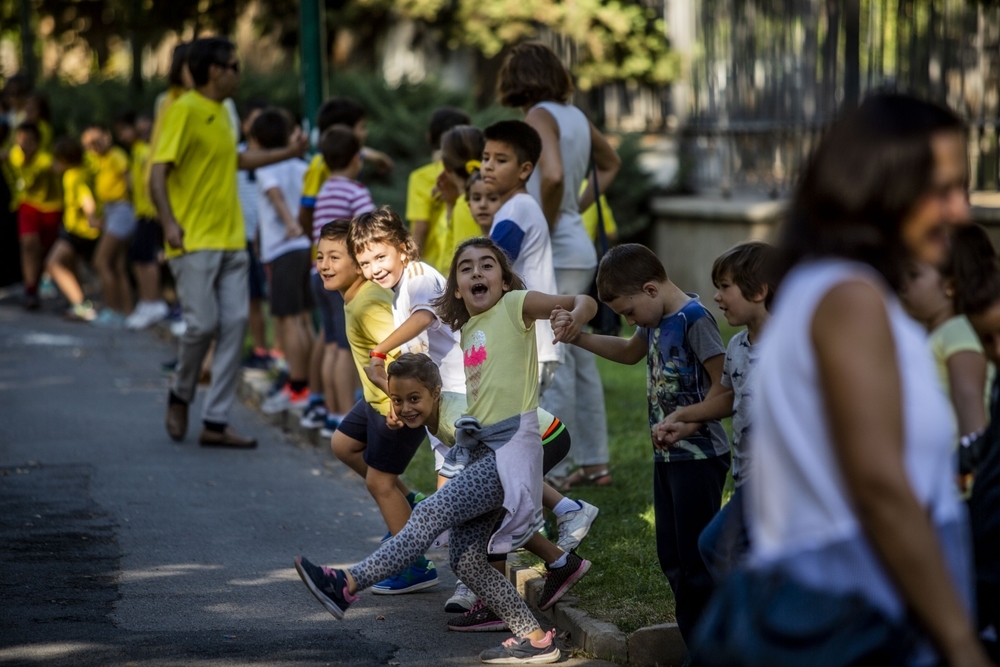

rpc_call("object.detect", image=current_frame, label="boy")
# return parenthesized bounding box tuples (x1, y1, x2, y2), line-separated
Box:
(46, 137, 101, 321)
(114, 112, 169, 330)
(405, 106, 471, 273)
(315, 220, 437, 595)
(552, 243, 731, 645)
(83, 123, 135, 324)
(658, 242, 774, 582)
(6, 122, 62, 309)
(301, 126, 375, 437)
(249, 109, 314, 414)
(480, 120, 562, 393)
(298, 97, 392, 238)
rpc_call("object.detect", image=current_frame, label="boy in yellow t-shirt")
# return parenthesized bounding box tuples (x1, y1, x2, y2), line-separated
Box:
(405, 107, 471, 274)
(46, 137, 101, 321)
(3, 122, 63, 309)
(114, 112, 169, 329)
(83, 124, 136, 322)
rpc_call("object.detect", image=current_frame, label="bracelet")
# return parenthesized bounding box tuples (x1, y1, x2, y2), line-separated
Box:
(960, 429, 985, 448)
(368, 350, 387, 360)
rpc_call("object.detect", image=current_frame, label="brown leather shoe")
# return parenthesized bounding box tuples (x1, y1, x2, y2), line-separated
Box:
(166, 399, 188, 442)
(198, 426, 257, 448)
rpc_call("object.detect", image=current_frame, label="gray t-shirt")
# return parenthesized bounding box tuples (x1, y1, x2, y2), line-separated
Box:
(722, 329, 757, 486)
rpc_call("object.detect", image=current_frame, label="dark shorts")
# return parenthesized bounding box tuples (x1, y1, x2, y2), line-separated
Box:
(18, 203, 61, 251)
(311, 271, 348, 348)
(337, 399, 428, 475)
(129, 217, 162, 263)
(542, 419, 570, 475)
(59, 227, 98, 263)
(247, 241, 267, 301)
(268, 248, 314, 317)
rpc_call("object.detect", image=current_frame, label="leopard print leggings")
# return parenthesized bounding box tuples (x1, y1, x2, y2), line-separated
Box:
(348, 446, 539, 636)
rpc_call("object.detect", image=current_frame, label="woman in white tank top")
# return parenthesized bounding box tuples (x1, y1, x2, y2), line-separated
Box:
(742, 94, 987, 667)
(497, 42, 622, 486)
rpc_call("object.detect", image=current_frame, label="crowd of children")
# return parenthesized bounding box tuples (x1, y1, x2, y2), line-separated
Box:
(4, 44, 999, 667)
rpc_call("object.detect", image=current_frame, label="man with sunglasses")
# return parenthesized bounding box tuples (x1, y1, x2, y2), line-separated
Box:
(150, 37, 308, 448)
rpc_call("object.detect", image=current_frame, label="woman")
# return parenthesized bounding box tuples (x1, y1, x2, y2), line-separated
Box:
(497, 41, 621, 488)
(742, 94, 988, 666)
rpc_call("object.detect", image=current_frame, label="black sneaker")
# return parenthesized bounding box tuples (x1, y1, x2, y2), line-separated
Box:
(479, 630, 560, 664)
(447, 600, 508, 632)
(537, 551, 591, 611)
(293, 556, 359, 620)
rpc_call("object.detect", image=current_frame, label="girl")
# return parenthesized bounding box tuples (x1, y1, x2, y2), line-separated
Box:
(295, 238, 597, 665)
(467, 170, 502, 235)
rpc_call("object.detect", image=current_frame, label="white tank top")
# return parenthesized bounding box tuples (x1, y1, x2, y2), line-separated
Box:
(526, 102, 597, 270)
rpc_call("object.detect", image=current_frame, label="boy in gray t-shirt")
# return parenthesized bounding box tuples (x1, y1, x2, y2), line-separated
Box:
(658, 242, 775, 582)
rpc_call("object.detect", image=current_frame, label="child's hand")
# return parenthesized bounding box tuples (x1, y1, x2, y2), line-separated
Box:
(435, 171, 459, 206)
(284, 221, 304, 239)
(385, 404, 404, 431)
(654, 419, 701, 447)
(364, 360, 389, 395)
(289, 127, 310, 157)
(551, 305, 585, 344)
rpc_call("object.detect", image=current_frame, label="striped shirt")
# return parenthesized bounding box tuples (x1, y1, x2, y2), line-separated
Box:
(312, 176, 375, 243)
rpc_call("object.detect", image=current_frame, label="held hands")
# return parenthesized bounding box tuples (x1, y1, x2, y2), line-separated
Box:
(550, 305, 586, 344)
(652, 415, 702, 449)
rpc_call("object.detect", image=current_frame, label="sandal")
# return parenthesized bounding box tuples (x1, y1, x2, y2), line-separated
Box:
(555, 467, 611, 491)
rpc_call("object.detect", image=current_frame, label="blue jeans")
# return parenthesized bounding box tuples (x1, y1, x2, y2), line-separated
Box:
(698, 485, 750, 584)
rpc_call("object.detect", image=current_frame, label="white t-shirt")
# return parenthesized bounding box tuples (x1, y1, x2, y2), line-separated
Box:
(255, 158, 311, 263)
(490, 193, 560, 363)
(393, 261, 466, 393)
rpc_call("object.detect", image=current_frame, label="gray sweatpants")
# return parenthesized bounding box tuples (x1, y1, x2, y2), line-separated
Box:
(168, 249, 249, 424)
(541, 267, 610, 475)
(349, 447, 540, 636)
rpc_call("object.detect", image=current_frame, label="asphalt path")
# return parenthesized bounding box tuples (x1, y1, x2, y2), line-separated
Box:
(0, 301, 612, 666)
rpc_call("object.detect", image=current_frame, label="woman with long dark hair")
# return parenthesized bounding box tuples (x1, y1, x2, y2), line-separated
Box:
(702, 94, 990, 666)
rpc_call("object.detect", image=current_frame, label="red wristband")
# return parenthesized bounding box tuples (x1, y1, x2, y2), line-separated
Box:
(369, 350, 387, 360)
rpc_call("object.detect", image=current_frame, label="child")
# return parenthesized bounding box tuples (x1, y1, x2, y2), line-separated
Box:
(6, 122, 62, 309)
(114, 111, 169, 330)
(552, 242, 731, 644)
(349, 209, 595, 610)
(900, 259, 991, 453)
(295, 237, 597, 664)
(315, 219, 436, 594)
(405, 107, 474, 273)
(82, 123, 135, 325)
(302, 126, 374, 436)
(657, 242, 775, 582)
(46, 137, 101, 321)
(478, 120, 562, 393)
(249, 109, 314, 415)
(466, 171, 501, 235)
(299, 97, 392, 237)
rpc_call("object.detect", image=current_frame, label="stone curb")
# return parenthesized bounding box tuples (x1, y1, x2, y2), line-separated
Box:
(235, 371, 687, 666)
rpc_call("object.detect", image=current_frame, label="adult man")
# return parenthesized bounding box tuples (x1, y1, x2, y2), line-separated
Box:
(150, 37, 307, 447)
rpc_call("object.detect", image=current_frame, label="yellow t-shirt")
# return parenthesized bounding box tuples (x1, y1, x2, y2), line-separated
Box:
(406, 161, 448, 272)
(152, 91, 244, 259)
(344, 280, 401, 416)
(450, 195, 480, 257)
(300, 153, 330, 209)
(62, 167, 101, 240)
(130, 140, 157, 218)
(146, 86, 186, 191)
(9, 147, 62, 212)
(461, 290, 539, 426)
(87, 146, 130, 204)
(930, 315, 995, 413)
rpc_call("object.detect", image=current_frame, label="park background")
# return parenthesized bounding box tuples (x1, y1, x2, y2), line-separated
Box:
(6, 0, 1000, 639)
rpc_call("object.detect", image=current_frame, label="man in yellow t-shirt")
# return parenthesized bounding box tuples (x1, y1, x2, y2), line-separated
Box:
(114, 112, 169, 329)
(150, 36, 307, 448)
(405, 107, 471, 274)
(5, 122, 62, 309)
(83, 123, 136, 322)
(46, 137, 101, 322)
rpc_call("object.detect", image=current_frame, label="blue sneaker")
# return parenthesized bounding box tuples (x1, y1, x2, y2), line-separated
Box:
(371, 561, 438, 595)
(293, 556, 359, 619)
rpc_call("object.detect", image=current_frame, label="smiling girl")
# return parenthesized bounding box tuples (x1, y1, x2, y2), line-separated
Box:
(295, 237, 596, 665)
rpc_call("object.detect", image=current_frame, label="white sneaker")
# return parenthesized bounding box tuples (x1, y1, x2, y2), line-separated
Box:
(444, 581, 478, 613)
(126, 301, 169, 330)
(170, 319, 187, 337)
(261, 387, 293, 414)
(556, 500, 600, 552)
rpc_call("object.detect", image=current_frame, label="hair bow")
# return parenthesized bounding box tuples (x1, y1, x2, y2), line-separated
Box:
(465, 159, 482, 174)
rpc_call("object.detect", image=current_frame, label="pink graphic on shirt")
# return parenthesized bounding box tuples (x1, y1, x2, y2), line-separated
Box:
(464, 330, 487, 400)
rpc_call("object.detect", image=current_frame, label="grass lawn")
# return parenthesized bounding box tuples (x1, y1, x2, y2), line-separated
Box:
(402, 322, 741, 634)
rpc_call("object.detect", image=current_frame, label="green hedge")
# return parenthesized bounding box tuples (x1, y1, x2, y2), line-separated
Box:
(37, 68, 654, 237)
